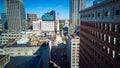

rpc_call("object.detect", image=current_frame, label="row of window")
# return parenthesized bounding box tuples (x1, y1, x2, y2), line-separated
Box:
(81, 22, 119, 33)
(91, 31, 119, 46)
(80, 9, 120, 19)
(10, 52, 34, 56)
(80, 27, 120, 47)
(80, 24, 120, 67)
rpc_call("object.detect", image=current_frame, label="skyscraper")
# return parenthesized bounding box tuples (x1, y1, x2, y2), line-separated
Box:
(1, 13, 8, 30)
(70, 0, 85, 27)
(27, 13, 37, 29)
(79, 0, 120, 68)
(4, 0, 26, 31)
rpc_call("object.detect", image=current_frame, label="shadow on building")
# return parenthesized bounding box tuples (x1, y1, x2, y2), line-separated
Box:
(51, 43, 70, 68)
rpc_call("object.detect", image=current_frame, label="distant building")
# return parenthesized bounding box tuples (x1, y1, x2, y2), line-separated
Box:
(2, 44, 39, 56)
(59, 20, 66, 24)
(80, 0, 120, 68)
(32, 20, 41, 31)
(27, 13, 38, 29)
(66, 35, 80, 68)
(70, 0, 85, 27)
(0, 31, 31, 45)
(0, 20, 2, 32)
(71, 37, 80, 68)
(1, 13, 8, 30)
(4, 0, 26, 31)
(41, 10, 56, 21)
(2, 42, 49, 68)
(41, 21, 55, 37)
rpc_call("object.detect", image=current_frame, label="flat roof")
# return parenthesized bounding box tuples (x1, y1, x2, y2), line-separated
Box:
(5, 56, 41, 68)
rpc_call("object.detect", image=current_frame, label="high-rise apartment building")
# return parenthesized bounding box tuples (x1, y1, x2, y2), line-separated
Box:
(4, 0, 26, 31)
(71, 37, 80, 68)
(70, 0, 85, 27)
(79, 0, 120, 68)
(27, 13, 37, 29)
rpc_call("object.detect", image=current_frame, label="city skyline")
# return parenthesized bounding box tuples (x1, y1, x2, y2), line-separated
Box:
(0, 0, 93, 19)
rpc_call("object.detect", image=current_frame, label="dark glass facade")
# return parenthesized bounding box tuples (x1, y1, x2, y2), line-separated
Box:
(41, 10, 55, 21)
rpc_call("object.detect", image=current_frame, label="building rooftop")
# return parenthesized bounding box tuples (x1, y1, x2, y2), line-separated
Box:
(5, 56, 41, 68)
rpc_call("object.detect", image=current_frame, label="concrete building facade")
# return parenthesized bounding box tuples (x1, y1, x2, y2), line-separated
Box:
(4, 0, 26, 31)
(71, 38, 80, 68)
(0, 32, 30, 45)
(3, 45, 39, 56)
(32, 20, 41, 31)
(27, 13, 38, 29)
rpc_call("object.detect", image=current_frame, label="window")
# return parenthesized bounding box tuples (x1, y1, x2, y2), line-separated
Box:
(97, 32, 99, 39)
(113, 37, 116, 45)
(102, 46, 105, 51)
(25, 53, 28, 55)
(105, 11, 110, 16)
(115, 9, 120, 15)
(114, 24, 117, 32)
(104, 35, 106, 41)
(105, 24, 107, 30)
(107, 48, 110, 54)
(100, 33, 102, 40)
(18, 53, 21, 55)
(109, 24, 112, 31)
(112, 50, 115, 58)
(92, 13, 94, 17)
(98, 13, 100, 17)
(88, 14, 90, 17)
(11, 53, 14, 55)
(108, 36, 111, 43)
(101, 24, 103, 30)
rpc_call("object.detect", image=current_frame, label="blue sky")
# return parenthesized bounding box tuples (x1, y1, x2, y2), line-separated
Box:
(0, 0, 93, 19)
